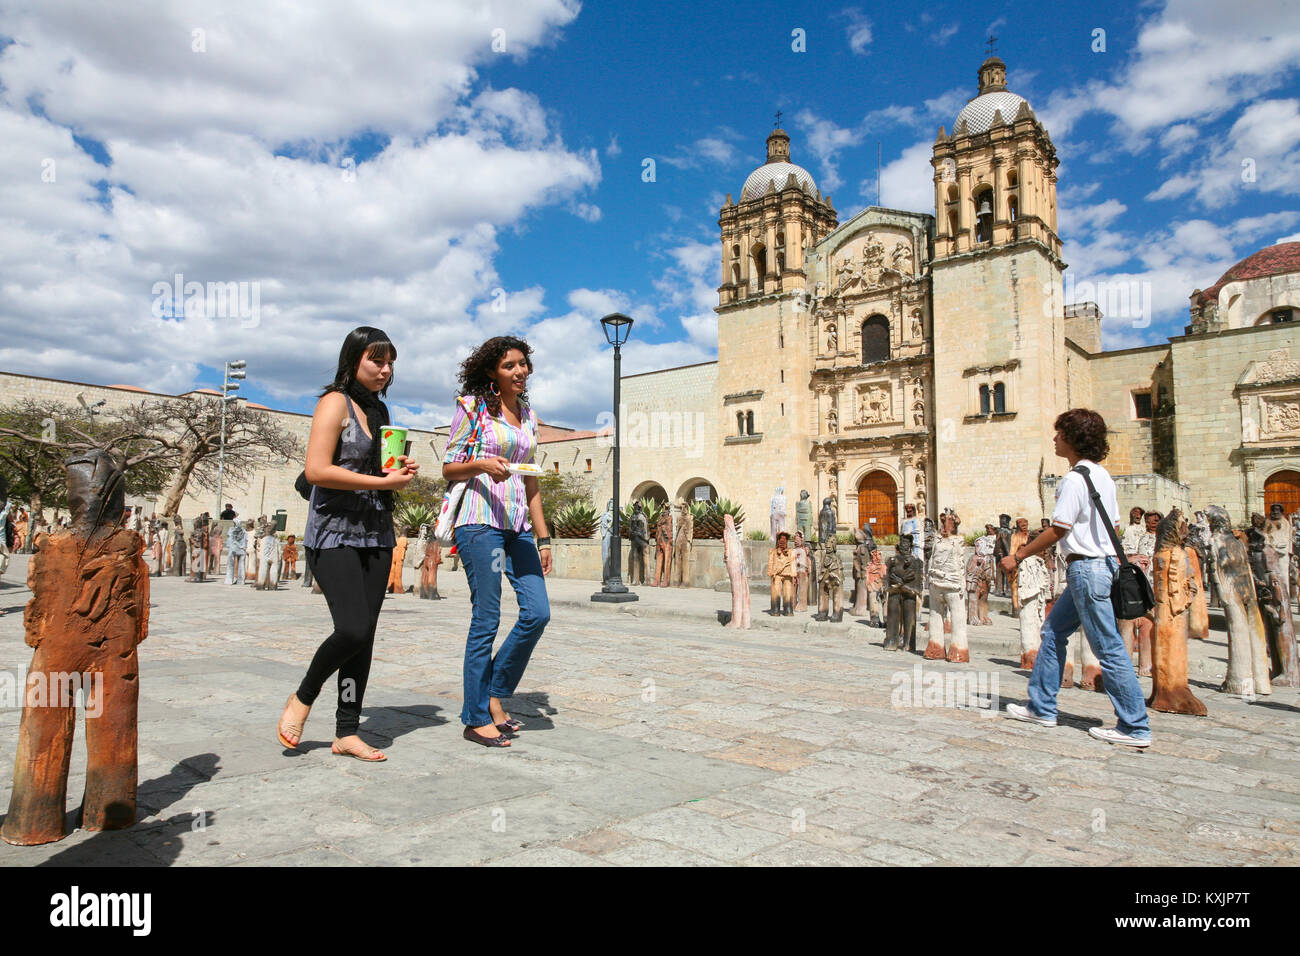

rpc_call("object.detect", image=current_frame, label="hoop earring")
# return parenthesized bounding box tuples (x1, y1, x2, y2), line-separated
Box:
(489, 381, 501, 396)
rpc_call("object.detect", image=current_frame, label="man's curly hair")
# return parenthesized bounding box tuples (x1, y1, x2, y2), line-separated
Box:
(457, 336, 533, 416)
(1054, 408, 1110, 462)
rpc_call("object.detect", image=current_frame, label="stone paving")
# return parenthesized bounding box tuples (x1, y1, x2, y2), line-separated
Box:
(0, 554, 1297, 866)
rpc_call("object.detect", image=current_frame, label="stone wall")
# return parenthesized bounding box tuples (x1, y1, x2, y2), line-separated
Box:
(1083, 343, 1168, 475)
(1040, 471, 1191, 524)
(1169, 323, 1300, 522)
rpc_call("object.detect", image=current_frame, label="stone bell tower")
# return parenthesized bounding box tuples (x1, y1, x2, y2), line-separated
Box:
(929, 54, 1069, 523)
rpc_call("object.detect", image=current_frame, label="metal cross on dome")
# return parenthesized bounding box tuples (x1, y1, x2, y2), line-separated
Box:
(986, 34, 998, 55)
(774, 110, 783, 129)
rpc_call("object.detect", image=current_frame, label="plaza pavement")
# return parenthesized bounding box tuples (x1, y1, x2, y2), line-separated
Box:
(0, 553, 1297, 866)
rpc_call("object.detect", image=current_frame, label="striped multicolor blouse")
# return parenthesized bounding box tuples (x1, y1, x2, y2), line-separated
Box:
(443, 395, 538, 532)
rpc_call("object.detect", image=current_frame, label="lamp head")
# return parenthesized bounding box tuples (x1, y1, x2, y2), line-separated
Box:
(600, 312, 634, 347)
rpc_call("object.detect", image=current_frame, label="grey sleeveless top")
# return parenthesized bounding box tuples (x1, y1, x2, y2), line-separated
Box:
(303, 396, 396, 550)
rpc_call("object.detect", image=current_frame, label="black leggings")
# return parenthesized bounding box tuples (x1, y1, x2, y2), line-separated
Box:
(297, 546, 391, 737)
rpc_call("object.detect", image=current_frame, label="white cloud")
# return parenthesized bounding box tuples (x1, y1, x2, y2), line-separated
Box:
(842, 9, 873, 55)
(868, 140, 934, 213)
(0, 0, 612, 426)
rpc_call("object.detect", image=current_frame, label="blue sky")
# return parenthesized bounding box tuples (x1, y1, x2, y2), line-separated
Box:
(1, 0, 1298, 431)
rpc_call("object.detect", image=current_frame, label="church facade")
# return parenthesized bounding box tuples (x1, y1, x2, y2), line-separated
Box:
(613, 54, 1300, 533)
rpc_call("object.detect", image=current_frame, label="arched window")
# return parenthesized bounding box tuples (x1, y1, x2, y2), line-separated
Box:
(776, 230, 785, 247)
(751, 242, 767, 278)
(947, 211, 958, 237)
(776, 251, 785, 272)
(731, 263, 741, 284)
(861, 314, 890, 364)
(979, 384, 991, 415)
(736, 412, 745, 436)
(1007, 170, 1019, 188)
(746, 410, 755, 435)
(1008, 196, 1018, 221)
(974, 188, 994, 243)
(993, 382, 1006, 414)
(732, 243, 740, 258)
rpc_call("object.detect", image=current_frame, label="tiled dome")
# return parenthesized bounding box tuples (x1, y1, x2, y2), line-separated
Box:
(954, 90, 1029, 134)
(741, 161, 817, 201)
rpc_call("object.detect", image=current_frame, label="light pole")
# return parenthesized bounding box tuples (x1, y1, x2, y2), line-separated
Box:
(216, 360, 246, 517)
(592, 313, 638, 603)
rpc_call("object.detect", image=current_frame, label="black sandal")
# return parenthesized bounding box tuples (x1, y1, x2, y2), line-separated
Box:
(463, 726, 511, 747)
(497, 718, 524, 733)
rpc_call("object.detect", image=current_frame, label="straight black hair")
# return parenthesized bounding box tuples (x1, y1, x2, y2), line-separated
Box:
(320, 326, 397, 398)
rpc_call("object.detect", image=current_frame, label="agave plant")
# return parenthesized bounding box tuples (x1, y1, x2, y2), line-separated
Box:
(690, 498, 746, 539)
(619, 497, 664, 538)
(551, 502, 598, 539)
(394, 502, 435, 534)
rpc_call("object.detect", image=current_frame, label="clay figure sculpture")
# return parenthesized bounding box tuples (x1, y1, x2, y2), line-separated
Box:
(152, 520, 168, 577)
(967, 525, 995, 625)
(850, 524, 876, 616)
(1208, 506, 1272, 697)
(147, 521, 163, 577)
(1261, 505, 1299, 685)
(653, 505, 673, 587)
(864, 548, 886, 628)
(597, 498, 617, 586)
(670, 498, 693, 588)
(924, 512, 969, 662)
(993, 514, 1011, 596)
(1185, 543, 1210, 641)
(628, 501, 649, 586)
(811, 539, 844, 623)
(792, 531, 809, 611)
(766, 532, 796, 616)
(884, 534, 922, 650)
(282, 534, 299, 579)
(255, 522, 281, 591)
(1016, 532, 1052, 669)
(419, 524, 443, 600)
(1249, 521, 1299, 685)
(187, 515, 208, 583)
(817, 496, 836, 544)
(246, 519, 260, 583)
(387, 529, 409, 594)
(2, 451, 150, 846)
(1008, 517, 1029, 613)
(171, 512, 187, 577)
(208, 520, 223, 578)
(795, 489, 813, 540)
(1061, 628, 1106, 692)
(1148, 509, 1208, 715)
(770, 487, 787, 541)
(225, 520, 247, 585)
(723, 514, 750, 628)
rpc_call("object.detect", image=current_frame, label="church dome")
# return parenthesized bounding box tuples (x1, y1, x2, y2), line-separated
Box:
(741, 161, 817, 200)
(953, 90, 1029, 134)
(1195, 242, 1300, 303)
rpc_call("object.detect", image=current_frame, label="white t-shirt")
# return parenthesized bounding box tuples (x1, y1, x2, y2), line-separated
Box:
(1051, 461, 1119, 559)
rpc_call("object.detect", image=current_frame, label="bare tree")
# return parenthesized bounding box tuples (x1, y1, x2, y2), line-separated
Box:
(0, 396, 302, 517)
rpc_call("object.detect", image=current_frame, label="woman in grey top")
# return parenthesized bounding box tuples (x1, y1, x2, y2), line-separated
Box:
(277, 327, 417, 761)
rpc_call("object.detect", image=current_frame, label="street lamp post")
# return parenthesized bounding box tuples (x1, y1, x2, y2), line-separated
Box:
(592, 313, 638, 604)
(216, 360, 246, 517)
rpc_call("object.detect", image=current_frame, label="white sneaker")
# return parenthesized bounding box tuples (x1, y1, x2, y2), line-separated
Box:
(1089, 726, 1151, 748)
(1004, 703, 1057, 727)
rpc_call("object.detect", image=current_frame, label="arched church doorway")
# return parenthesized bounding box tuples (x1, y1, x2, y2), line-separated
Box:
(1265, 469, 1300, 516)
(857, 471, 897, 537)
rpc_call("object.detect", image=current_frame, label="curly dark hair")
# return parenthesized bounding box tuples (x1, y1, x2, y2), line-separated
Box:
(457, 335, 533, 416)
(1054, 408, 1109, 462)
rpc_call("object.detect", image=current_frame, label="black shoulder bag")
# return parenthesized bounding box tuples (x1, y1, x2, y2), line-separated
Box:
(1072, 465, 1154, 620)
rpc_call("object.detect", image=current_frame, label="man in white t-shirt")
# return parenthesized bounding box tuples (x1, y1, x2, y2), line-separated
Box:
(1001, 409, 1152, 748)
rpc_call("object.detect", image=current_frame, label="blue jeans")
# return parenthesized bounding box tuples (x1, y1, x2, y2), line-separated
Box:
(455, 523, 551, 727)
(1027, 556, 1151, 738)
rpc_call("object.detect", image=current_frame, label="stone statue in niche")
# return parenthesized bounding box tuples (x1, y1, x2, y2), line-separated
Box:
(912, 402, 925, 427)
(863, 234, 885, 273)
(2, 451, 149, 846)
(910, 309, 923, 340)
(826, 405, 839, 434)
(825, 322, 838, 354)
(914, 461, 927, 514)
(858, 384, 890, 424)
(827, 470, 839, 510)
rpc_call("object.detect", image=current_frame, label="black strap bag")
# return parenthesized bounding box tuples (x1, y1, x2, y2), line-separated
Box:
(1072, 465, 1154, 620)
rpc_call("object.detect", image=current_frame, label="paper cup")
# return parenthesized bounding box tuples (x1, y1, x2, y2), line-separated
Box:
(380, 426, 409, 472)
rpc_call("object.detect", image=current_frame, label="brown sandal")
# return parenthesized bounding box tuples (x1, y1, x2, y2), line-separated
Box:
(277, 694, 308, 750)
(464, 726, 512, 748)
(331, 738, 387, 762)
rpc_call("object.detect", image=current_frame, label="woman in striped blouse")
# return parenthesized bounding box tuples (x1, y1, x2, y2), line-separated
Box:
(442, 336, 552, 748)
